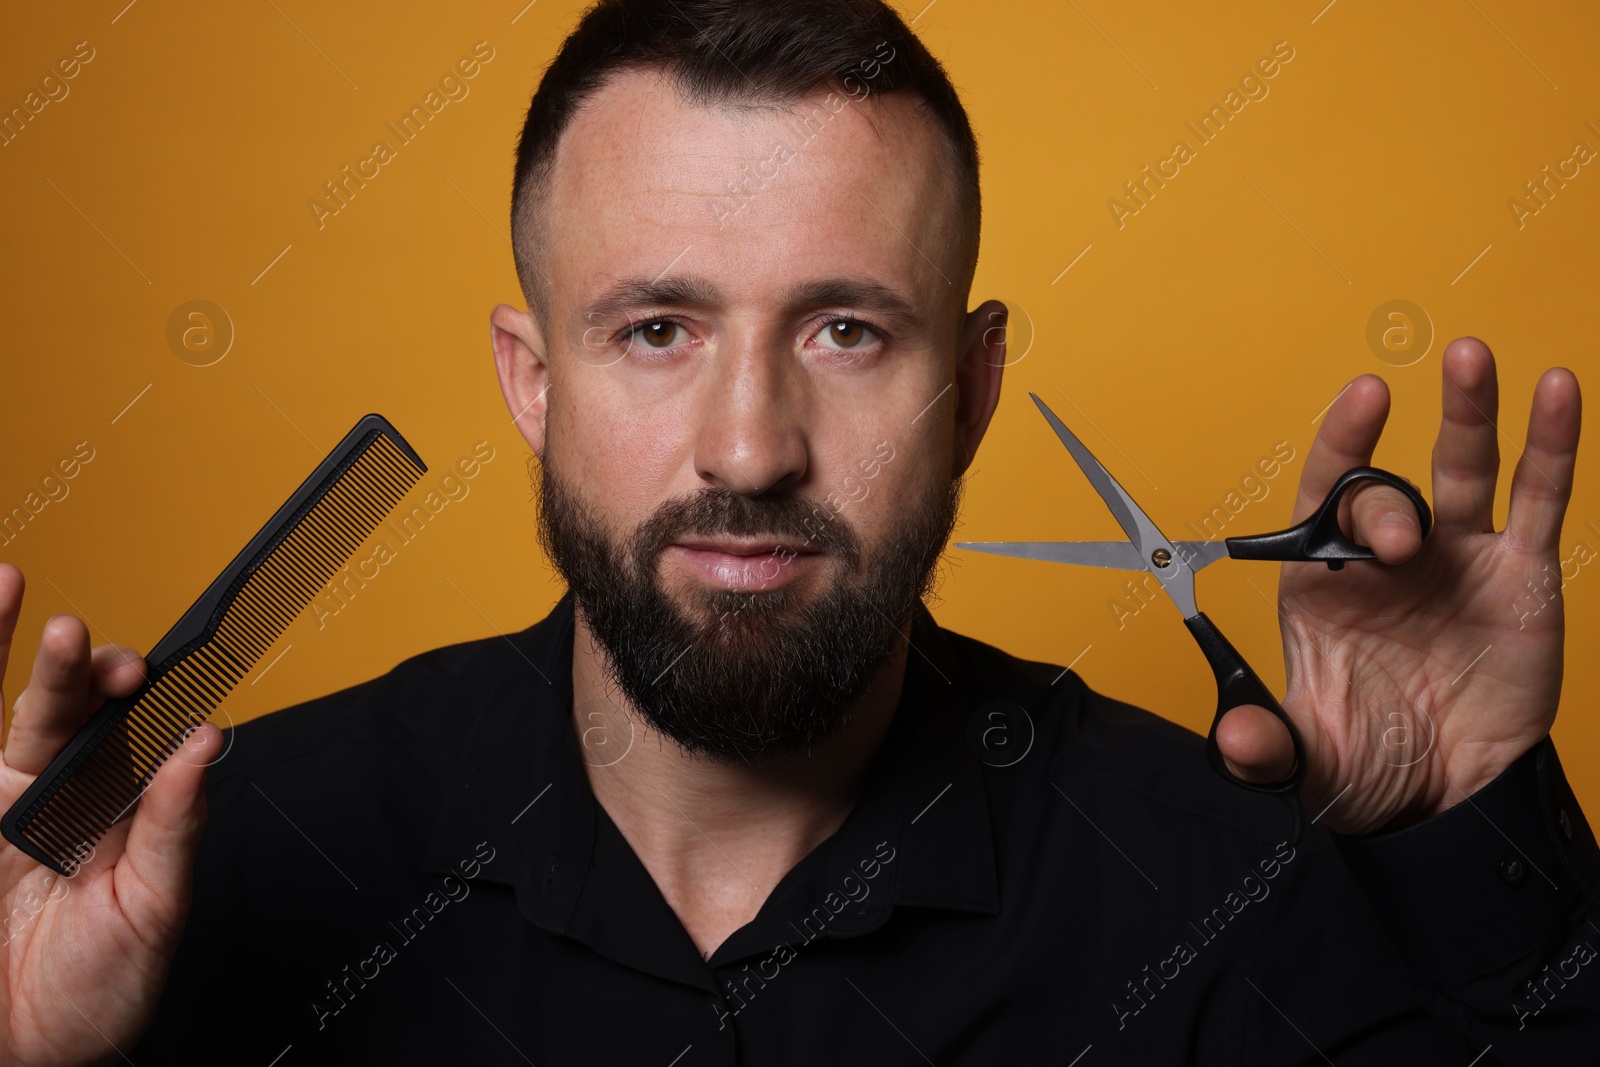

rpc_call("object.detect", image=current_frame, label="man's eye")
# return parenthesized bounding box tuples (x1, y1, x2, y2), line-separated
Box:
(627, 320, 688, 349)
(815, 320, 879, 350)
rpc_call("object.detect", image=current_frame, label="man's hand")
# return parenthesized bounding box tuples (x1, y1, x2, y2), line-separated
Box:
(0, 562, 221, 1065)
(1214, 337, 1582, 836)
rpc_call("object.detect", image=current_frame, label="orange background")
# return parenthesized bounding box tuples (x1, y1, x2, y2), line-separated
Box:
(2, 1, 1596, 808)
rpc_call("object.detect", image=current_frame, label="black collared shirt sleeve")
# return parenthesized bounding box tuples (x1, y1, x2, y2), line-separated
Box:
(1328, 736, 1600, 1063)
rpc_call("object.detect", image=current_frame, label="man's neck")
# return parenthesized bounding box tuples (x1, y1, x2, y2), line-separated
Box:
(569, 605, 910, 960)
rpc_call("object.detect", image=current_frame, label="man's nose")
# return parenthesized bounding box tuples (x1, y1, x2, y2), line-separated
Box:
(692, 344, 809, 496)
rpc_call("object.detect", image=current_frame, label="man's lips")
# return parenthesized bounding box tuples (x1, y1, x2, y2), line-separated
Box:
(670, 539, 819, 557)
(665, 540, 822, 590)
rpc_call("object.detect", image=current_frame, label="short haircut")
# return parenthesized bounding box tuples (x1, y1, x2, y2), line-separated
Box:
(509, 0, 982, 325)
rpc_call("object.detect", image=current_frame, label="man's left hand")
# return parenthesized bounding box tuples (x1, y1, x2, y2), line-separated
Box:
(1215, 336, 1583, 836)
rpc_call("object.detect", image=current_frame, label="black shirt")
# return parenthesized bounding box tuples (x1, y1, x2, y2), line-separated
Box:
(133, 590, 1600, 1064)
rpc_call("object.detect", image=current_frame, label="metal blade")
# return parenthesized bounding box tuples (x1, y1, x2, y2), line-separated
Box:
(956, 539, 1233, 574)
(955, 540, 1146, 570)
(1170, 541, 1231, 572)
(1028, 393, 1147, 552)
(1026, 392, 1200, 617)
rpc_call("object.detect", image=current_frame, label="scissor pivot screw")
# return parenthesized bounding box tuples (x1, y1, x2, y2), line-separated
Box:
(1151, 548, 1173, 568)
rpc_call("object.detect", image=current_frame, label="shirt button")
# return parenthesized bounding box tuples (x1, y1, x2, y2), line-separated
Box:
(1559, 808, 1574, 840)
(1498, 857, 1526, 886)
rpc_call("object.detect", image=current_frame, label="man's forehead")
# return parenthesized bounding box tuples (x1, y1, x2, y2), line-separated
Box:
(541, 67, 962, 303)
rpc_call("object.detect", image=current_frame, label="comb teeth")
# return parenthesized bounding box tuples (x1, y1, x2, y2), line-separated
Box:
(4, 423, 426, 875)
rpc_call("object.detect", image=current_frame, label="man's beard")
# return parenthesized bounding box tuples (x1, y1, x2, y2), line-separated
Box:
(534, 440, 964, 764)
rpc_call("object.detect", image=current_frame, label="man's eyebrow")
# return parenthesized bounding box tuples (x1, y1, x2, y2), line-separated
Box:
(580, 274, 923, 328)
(582, 275, 722, 320)
(786, 278, 922, 329)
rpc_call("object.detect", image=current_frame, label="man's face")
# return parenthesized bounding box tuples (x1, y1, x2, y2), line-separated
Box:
(499, 69, 1000, 762)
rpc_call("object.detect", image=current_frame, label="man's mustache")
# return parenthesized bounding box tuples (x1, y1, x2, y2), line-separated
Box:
(630, 487, 859, 569)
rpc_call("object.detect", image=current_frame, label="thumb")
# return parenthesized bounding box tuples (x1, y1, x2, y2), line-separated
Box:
(119, 722, 223, 912)
(1215, 704, 1297, 783)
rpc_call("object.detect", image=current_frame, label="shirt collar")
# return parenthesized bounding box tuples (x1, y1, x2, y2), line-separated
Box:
(422, 587, 1000, 981)
(420, 589, 588, 913)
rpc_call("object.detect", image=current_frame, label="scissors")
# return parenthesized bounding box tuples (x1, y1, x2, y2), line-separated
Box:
(957, 393, 1433, 843)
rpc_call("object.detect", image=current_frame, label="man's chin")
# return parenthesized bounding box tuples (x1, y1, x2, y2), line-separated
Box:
(661, 586, 814, 651)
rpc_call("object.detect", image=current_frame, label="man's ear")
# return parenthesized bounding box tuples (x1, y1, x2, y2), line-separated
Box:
(953, 298, 1009, 476)
(491, 303, 550, 457)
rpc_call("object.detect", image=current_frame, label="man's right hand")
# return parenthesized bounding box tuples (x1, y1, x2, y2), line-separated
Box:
(0, 562, 219, 1066)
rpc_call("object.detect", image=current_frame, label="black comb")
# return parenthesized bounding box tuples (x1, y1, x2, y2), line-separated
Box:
(2, 414, 427, 876)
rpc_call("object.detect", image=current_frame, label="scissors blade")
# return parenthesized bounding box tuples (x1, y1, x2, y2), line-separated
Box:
(1026, 392, 1200, 617)
(1029, 393, 1147, 551)
(1171, 541, 1231, 572)
(955, 539, 1233, 574)
(954, 540, 1147, 570)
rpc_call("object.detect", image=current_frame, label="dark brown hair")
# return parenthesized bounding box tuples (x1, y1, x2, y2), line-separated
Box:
(509, 0, 982, 317)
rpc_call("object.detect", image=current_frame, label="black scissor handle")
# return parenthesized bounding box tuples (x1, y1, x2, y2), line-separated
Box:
(1186, 611, 1308, 845)
(1224, 466, 1433, 570)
